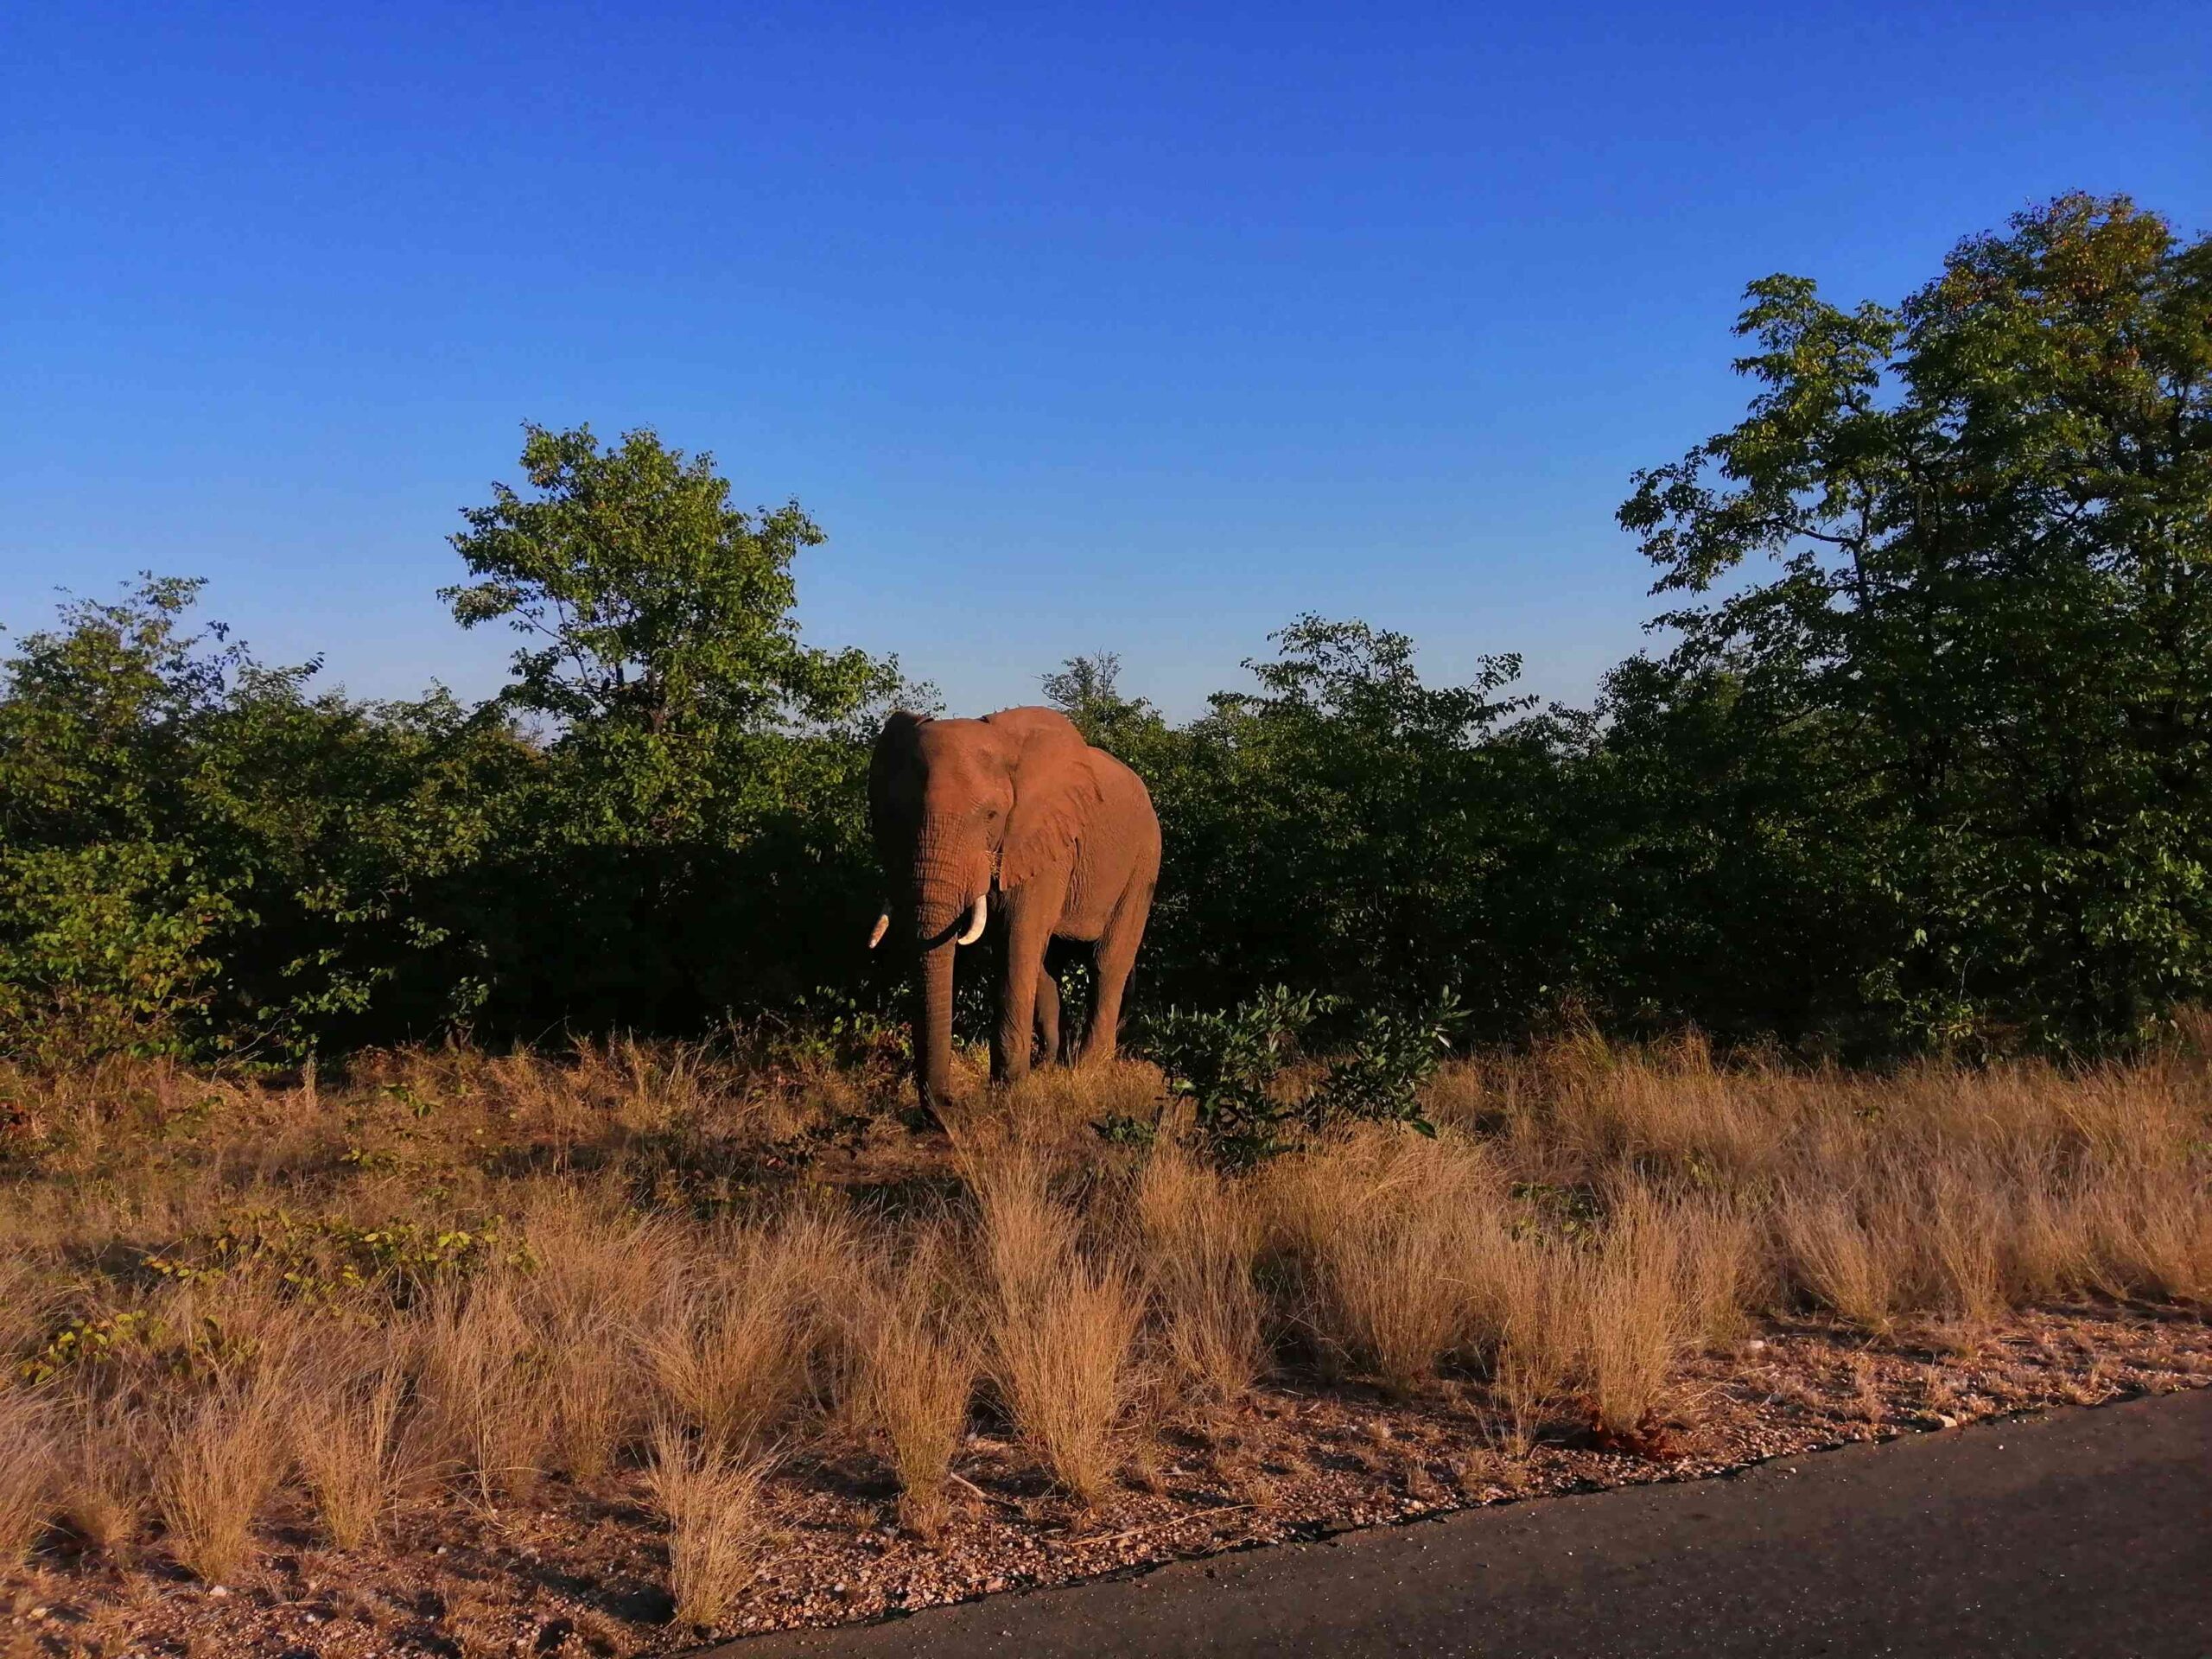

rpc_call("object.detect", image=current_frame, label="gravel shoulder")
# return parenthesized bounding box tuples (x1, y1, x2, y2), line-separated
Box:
(718, 1384, 2212, 1659)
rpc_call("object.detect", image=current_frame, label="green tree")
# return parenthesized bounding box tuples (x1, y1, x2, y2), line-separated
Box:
(0, 576, 532, 1059)
(442, 423, 911, 1029)
(1619, 193, 2212, 1046)
(444, 422, 898, 838)
(1114, 617, 1565, 1028)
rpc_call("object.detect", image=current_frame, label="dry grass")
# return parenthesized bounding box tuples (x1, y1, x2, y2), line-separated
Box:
(418, 1275, 548, 1505)
(1131, 1147, 1266, 1408)
(291, 1357, 416, 1549)
(0, 1030, 2204, 1616)
(1264, 1130, 1502, 1394)
(0, 1390, 55, 1568)
(1576, 1192, 1699, 1435)
(844, 1225, 976, 1537)
(647, 1204, 857, 1459)
(645, 1423, 771, 1630)
(966, 1142, 1147, 1504)
(154, 1382, 288, 1583)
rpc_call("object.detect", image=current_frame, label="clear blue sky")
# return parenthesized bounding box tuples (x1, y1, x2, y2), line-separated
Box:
(5, 2, 2206, 718)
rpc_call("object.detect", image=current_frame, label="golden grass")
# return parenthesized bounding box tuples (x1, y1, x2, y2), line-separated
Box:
(645, 1423, 771, 1630)
(844, 1225, 976, 1537)
(966, 1141, 1147, 1504)
(1263, 1130, 1502, 1394)
(0, 1390, 55, 1568)
(418, 1275, 548, 1505)
(291, 1357, 416, 1549)
(154, 1382, 287, 1583)
(0, 1030, 2204, 1598)
(646, 1204, 857, 1459)
(1130, 1146, 1267, 1408)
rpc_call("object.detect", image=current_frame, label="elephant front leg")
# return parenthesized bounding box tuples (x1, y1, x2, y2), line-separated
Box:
(992, 880, 1063, 1086)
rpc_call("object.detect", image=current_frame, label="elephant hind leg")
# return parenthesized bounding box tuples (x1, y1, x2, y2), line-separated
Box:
(1078, 878, 1154, 1068)
(1034, 964, 1062, 1067)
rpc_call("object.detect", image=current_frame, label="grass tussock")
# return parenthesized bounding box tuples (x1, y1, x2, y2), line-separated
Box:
(1264, 1129, 1502, 1395)
(418, 1275, 548, 1505)
(1130, 1146, 1267, 1408)
(155, 1382, 288, 1583)
(0, 1030, 2203, 1592)
(844, 1224, 976, 1538)
(0, 1391, 57, 1568)
(291, 1358, 417, 1549)
(967, 1142, 1147, 1505)
(645, 1424, 771, 1630)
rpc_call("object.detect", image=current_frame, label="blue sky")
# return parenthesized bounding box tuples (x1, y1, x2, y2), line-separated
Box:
(5, 1, 2206, 718)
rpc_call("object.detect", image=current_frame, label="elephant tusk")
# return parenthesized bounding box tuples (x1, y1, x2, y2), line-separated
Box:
(868, 911, 890, 950)
(956, 892, 988, 946)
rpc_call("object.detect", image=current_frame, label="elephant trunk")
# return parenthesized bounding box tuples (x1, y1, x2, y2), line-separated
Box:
(916, 929, 957, 1109)
(909, 829, 990, 1109)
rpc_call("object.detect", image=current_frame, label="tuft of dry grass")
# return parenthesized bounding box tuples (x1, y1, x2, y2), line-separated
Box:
(0, 1389, 57, 1568)
(292, 1358, 416, 1549)
(528, 1196, 671, 1481)
(648, 1204, 857, 1459)
(845, 1225, 976, 1538)
(154, 1382, 287, 1583)
(1481, 1236, 1579, 1452)
(1577, 1192, 1700, 1436)
(968, 1142, 1147, 1504)
(417, 1274, 547, 1505)
(1777, 1187, 1913, 1337)
(645, 1423, 771, 1630)
(1131, 1146, 1266, 1409)
(1263, 1129, 1502, 1395)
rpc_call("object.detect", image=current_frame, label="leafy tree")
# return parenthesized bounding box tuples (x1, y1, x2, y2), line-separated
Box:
(0, 577, 531, 1059)
(445, 422, 899, 839)
(1123, 617, 1565, 1027)
(1620, 193, 2212, 1046)
(442, 423, 912, 1031)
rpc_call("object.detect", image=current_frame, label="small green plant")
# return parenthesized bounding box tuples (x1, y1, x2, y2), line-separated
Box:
(1091, 1112, 1158, 1148)
(381, 1081, 435, 1119)
(19, 1311, 161, 1384)
(141, 1207, 528, 1302)
(1143, 986, 1332, 1168)
(1142, 987, 1465, 1167)
(1320, 990, 1467, 1135)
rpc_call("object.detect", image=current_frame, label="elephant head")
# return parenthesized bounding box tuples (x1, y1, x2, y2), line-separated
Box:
(867, 707, 1103, 1106)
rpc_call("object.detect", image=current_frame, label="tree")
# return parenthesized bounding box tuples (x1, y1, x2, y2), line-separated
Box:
(1130, 616, 1560, 1026)
(442, 424, 911, 1029)
(1618, 193, 2212, 1046)
(444, 423, 899, 841)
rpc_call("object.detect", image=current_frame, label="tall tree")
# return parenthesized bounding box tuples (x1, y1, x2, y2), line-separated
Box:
(1619, 193, 2212, 1046)
(443, 424, 908, 1027)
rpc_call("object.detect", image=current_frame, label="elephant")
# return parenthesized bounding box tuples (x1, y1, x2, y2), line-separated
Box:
(867, 706, 1160, 1112)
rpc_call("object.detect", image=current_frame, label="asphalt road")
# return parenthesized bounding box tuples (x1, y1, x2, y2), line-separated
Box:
(715, 1386, 2212, 1659)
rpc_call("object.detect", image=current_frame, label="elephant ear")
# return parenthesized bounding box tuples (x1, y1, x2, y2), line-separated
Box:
(868, 709, 931, 858)
(988, 707, 1104, 893)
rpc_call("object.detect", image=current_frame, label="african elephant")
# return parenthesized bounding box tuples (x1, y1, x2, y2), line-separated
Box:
(867, 706, 1160, 1112)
